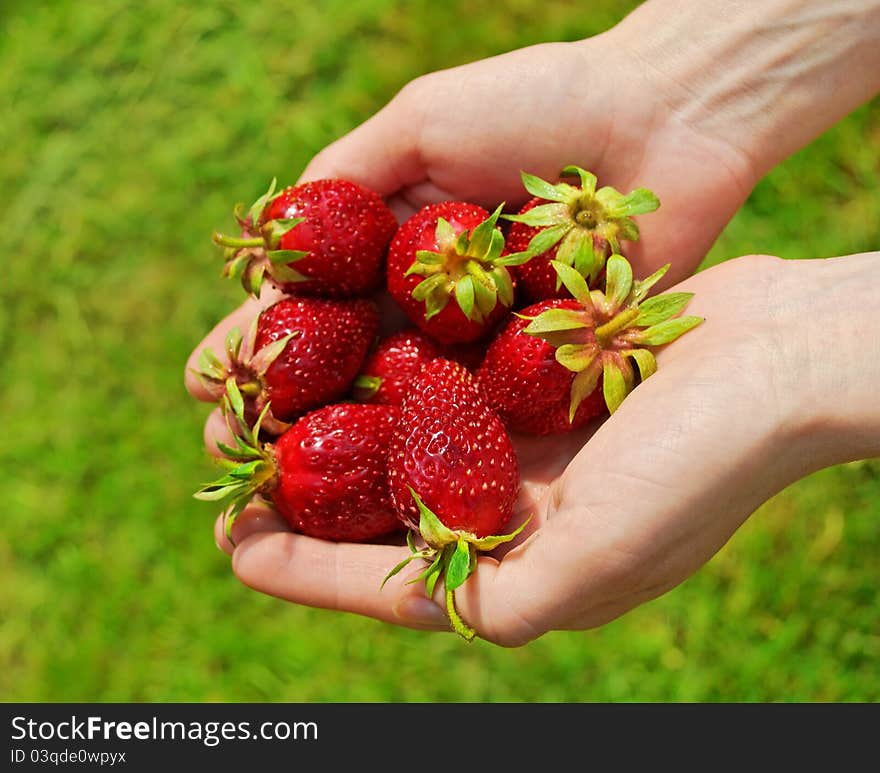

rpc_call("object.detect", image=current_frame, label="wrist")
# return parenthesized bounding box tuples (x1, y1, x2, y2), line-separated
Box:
(603, 0, 880, 180)
(772, 253, 880, 471)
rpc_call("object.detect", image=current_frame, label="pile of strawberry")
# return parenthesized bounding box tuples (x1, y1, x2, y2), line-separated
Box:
(194, 166, 702, 640)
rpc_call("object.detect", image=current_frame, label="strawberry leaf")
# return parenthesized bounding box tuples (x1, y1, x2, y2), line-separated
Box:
(248, 178, 277, 225)
(555, 343, 598, 373)
(267, 259, 310, 283)
(467, 204, 504, 259)
(455, 275, 476, 320)
(502, 202, 569, 227)
(249, 332, 298, 375)
(445, 540, 474, 593)
(635, 292, 695, 326)
(636, 316, 704, 345)
(623, 348, 657, 381)
(434, 217, 457, 248)
(197, 347, 227, 380)
(381, 554, 418, 589)
(494, 250, 534, 267)
(489, 266, 515, 308)
(519, 171, 573, 202)
(630, 264, 671, 303)
(468, 516, 531, 551)
(267, 249, 308, 265)
(602, 360, 628, 414)
(550, 260, 591, 305)
(412, 273, 447, 301)
(243, 263, 266, 297)
(262, 217, 304, 247)
(610, 188, 660, 218)
(419, 551, 445, 598)
(526, 222, 572, 256)
(471, 274, 498, 319)
(226, 377, 245, 419)
(552, 231, 599, 285)
(410, 487, 458, 548)
(560, 165, 598, 195)
(524, 307, 589, 335)
(604, 255, 634, 310)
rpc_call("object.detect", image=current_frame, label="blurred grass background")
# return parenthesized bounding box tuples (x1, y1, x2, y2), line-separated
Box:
(2, 0, 878, 702)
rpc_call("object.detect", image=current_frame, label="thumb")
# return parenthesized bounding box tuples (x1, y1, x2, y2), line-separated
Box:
(298, 84, 426, 196)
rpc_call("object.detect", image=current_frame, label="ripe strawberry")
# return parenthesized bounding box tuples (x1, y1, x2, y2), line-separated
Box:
(384, 358, 524, 640)
(504, 166, 659, 304)
(352, 328, 442, 406)
(478, 257, 703, 435)
(478, 298, 607, 435)
(386, 202, 530, 345)
(195, 385, 402, 543)
(194, 296, 378, 433)
(213, 177, 397, 298)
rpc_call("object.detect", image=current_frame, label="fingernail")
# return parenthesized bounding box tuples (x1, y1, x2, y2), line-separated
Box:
(394, 596, 450, 630)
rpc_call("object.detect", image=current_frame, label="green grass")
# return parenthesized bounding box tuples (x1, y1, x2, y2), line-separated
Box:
(2, 0, 878, 702)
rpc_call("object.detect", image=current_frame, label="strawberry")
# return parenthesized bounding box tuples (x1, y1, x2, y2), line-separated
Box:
(195, 384, 402, 543)
(386, 202, 530, 345)
(478, 298, 608, 435)
(384, 358, 524, 640)
(478, 257, 703, 435)
(504, 166, 660, 305)
(352, 328, 442, 406)
(213, 178, 397, 298)
(194, 296, 378, 433)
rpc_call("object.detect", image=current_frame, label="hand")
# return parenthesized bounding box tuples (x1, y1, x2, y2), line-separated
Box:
(186, 0, 880, 644)
(294, 32, 757, 287)
(201, 252, 880, 646)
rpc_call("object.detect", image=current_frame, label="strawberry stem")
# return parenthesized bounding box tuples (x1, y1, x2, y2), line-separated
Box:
(446, 588, 476, 641)
(238, 380, 261, 398)
(213, 232, 264, 249)
(595, 307, 639, 343)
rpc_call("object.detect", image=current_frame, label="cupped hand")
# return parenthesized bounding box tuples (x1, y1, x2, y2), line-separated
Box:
(294, 31, 757, 285)
(190, 252, 879, 646)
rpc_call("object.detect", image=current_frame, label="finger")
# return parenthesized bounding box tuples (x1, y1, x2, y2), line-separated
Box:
(298, 90, 426, 196)
(214, 500, 290, 556)
(184, 285, 285, 401)
(203, 407, 234, 459)
(230, 530, 452, 632)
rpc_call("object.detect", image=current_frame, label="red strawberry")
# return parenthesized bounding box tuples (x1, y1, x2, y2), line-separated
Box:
(478, 257, 703, 435)
(196, 386, 402, 543)
(386, 202, 529, 345)
(352, 328, 442, 406)
(194, 296, 378, 433)
(384, 358, 523, 640)
(478, 298, 608, 435)
(504, 166, 660, 305)
(213, 178, 397, 298)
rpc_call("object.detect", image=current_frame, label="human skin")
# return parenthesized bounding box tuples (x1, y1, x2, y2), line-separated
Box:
(186, 0, 880, 645)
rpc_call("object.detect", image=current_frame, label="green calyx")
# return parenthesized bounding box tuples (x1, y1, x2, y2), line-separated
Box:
(213, 178, 311, 298)
(191, 320, 297, 436)
(502, 165, 660, 286)
(382, 488, 528, 641)
(193, 379, 278, 544)
(352, 374, 382, 401)
(407, 204, 530, 324)
(521, 256, 703, 420)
